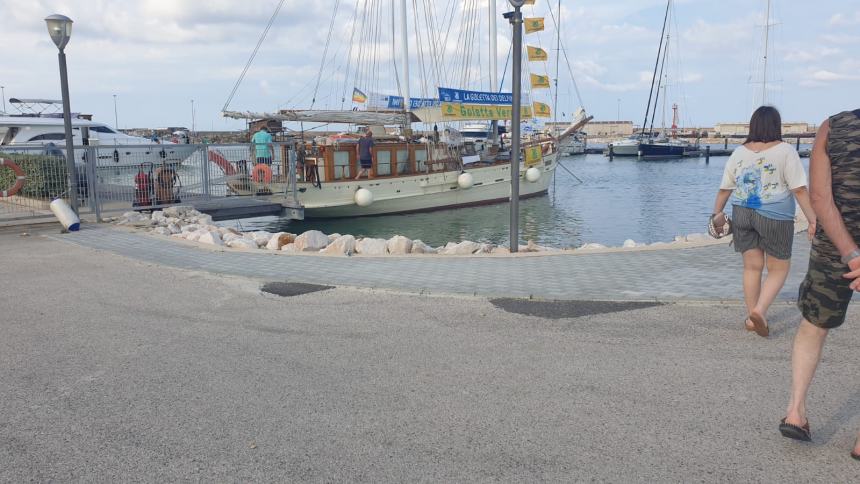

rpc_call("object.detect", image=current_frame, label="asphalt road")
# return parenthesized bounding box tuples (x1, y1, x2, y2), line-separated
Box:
(1, 229, 859, 482)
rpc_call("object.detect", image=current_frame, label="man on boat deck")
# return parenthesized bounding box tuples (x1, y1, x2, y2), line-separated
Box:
(355, 130, 374, 180)
(251, 126, 274, 166)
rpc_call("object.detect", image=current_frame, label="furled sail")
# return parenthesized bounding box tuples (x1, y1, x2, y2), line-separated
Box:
(222, 110, 420, 125)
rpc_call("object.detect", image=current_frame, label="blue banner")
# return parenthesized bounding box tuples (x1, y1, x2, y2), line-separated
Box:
(385, 96, 441, 110)
(438, 87, 514, 105)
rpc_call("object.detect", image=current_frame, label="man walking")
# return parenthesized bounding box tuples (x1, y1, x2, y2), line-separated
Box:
(355, 130, 374, 180)
(781, 108, 860, 461)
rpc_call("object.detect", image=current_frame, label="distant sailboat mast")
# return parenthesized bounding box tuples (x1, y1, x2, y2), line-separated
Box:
(399, 0, 411, 129)
(761, 0, 771, 105)
(489, 0, 498, 145)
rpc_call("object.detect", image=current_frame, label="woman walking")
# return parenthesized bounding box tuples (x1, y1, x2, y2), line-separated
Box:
(711, 106, 816, 337)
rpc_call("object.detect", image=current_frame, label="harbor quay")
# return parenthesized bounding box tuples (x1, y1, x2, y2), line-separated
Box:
(2, 225, 859, 482)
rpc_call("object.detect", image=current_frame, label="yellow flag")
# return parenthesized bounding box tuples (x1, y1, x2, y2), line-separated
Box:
(530, 73, 551, 89)
(524, 145, 543, 167)
(533, 101, 551, 118)
(527, 45, 548, 62)
(525, 18, 545, 34)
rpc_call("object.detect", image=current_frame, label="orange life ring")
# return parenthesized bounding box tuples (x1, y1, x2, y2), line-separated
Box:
(251, 163, 273, 184)
(0, 158, 26, 197)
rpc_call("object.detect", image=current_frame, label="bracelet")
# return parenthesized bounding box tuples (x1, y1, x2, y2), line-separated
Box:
(841, 249, 860, 264)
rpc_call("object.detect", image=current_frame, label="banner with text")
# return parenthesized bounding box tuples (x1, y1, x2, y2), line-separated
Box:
(359, 89, 440, 110)
(440, 102, 533, 121)
(438, 87, 515, 105)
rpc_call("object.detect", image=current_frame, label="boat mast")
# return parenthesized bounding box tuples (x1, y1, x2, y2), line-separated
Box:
(641, 0, 671, 139)
(762, 0, 771, 106)
(399, 0, 411, 132)
(489, 0, 498, 145)
(553, 0, 561, 133)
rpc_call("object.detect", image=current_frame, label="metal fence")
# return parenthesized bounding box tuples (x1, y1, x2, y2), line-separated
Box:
(0, 142, 297, 224)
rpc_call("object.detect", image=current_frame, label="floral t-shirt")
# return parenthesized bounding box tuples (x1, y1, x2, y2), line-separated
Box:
(719, 142, 807, 221)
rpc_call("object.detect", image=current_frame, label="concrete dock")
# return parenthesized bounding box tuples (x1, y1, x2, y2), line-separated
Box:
(2, 226, 859, 482)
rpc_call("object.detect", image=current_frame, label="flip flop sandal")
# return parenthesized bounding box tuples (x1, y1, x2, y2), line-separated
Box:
(744, 318, 755, 332)
(852, 439, 860, 461)
(749, 312, 769, 337)
(779, 418, 811, 442)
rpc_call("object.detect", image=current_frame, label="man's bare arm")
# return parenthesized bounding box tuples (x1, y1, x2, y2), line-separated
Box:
(809, 120, 857, 256)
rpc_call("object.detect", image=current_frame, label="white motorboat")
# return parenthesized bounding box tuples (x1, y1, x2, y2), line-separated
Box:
(0, 98, 196, 167)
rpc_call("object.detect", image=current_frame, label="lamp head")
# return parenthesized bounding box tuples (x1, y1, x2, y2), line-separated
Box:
(45, 14, 73, 50)
(508, 0, 526, 7)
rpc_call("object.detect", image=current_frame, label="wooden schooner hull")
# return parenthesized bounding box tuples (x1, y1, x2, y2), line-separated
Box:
(231, 153, 557, 219)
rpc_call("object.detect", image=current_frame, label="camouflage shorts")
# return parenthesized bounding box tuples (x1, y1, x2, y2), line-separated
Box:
(798, 232, 855, 329)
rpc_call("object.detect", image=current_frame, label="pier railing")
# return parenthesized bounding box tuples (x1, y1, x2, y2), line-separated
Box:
(0, 142, 300, 224)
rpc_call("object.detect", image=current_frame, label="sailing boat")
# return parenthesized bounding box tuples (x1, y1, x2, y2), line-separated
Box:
(221, 0, 587, 218)
(612, 0, 698, 160)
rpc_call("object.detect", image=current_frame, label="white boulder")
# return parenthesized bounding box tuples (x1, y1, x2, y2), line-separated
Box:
(163, 205, 192, 218)
(623, 239, 637, 248)
(280, 243, 298, 253)
(198, 231, 223, 246)
(386, 235, 413, 255)
(410, 240, 436, 254)
(294, 230, 330, 252)
(181, 224, 200, 234)
(492, 246, 511, 254)
(441, 241, 481, 255)
(321, 235, 356, 255)
(327, 233, 342, 241)
(227, 238, 258, 250)
(152, 227, 171, 236)
(222, 233, 243, 244)
(579, 243, 607, 250)
(250, 231, 272, 247)
(356, 237, 388, 255)
(477, 243, 496, 254)
(166, 223, 181, 235)
(267, 233, 297, 251)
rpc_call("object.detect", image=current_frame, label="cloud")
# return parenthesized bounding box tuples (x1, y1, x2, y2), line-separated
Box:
(784, 47, 842, 62)
(829, 12, 860, 26)
(810, 70, 860, 81)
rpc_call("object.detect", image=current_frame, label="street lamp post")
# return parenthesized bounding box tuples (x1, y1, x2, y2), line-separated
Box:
(505, 0, 526, 252)
(113, 94, 119, 128)
(45, 14, 78, 214)
(1, 86, 5, 113)
(190, 99, 196, 142)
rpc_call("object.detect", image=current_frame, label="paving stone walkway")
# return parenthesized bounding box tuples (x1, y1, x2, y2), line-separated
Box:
(48, 226, 814, 302)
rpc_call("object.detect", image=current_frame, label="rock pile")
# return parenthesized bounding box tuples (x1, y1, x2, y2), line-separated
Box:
(110, 206, 750, 256)
(109, 207, 535, 256)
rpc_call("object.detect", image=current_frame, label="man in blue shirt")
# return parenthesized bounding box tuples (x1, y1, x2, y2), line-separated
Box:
(251, 127, 274, 165)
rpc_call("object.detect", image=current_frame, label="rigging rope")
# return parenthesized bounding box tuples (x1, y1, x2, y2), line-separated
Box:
(221, 0, 287, 112)
(311, 0, 342, 109)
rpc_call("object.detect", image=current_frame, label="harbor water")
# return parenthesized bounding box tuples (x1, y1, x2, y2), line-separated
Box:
(227, 149, 811, 248)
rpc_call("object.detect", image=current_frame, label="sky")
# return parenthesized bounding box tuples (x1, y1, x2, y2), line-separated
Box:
(1, 0, 857, 131)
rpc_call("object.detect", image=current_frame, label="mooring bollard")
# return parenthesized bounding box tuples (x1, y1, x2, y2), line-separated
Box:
(705, 145, 711, 164)
(796, 137, 801, 150)
(723, 138, 728, 150)
(608, 144, 614, 161)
